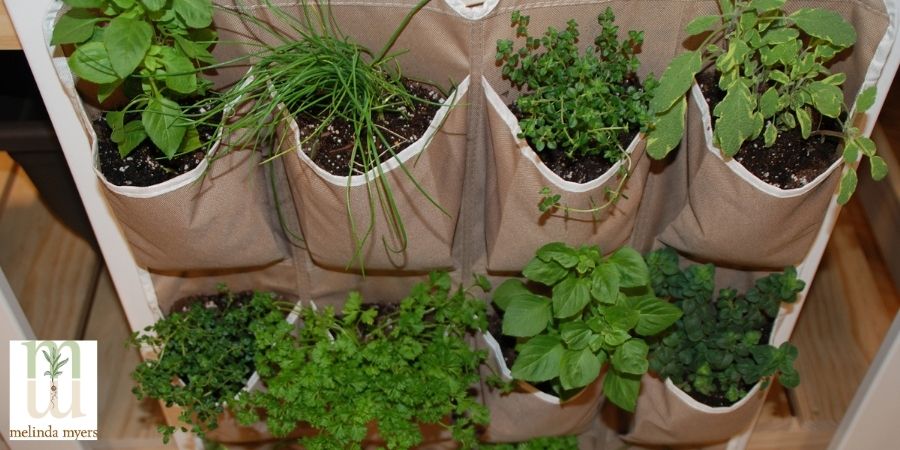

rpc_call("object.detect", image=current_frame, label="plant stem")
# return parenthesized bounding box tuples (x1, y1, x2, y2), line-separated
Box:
(373, 0, 432, 65)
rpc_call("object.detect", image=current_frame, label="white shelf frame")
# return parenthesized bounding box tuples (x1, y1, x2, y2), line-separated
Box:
(3, 0, 899, 448)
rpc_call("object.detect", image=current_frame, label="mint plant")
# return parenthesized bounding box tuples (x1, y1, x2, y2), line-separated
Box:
(645, 248, 803, 405)
(646, 0, 886, 203)
(235, 272, 489, 449)
(493, 243, 682, 412)
(129, 289, 284, 444)
(52, 0, 217, 158)
(496, 9, 656, 216)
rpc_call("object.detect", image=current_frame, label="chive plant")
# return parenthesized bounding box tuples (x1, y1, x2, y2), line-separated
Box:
(200, 0, 443, 271)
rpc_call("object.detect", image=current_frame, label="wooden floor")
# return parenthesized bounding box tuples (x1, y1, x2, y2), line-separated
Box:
(0, 147, 897, 449)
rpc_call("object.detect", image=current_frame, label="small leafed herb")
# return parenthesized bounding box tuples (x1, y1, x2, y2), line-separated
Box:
(493, 243, 682, 412)
(129, 289, 283, 443)
(496, 9, 655, 217)
(645, 0, 886, 203)
(234, 272, 490, 449)
(645, 248, 803, 406)
(52, 0, 217, 158)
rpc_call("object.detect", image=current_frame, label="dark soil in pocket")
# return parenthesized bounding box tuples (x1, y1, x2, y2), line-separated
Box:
(296, 80, 444, 176)
(698, 72, 841, 189)
(168, 290, 257, 315)
(96, 97, 220, 187)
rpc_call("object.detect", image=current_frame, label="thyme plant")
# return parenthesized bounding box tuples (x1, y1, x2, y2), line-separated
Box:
(129, 289, 285, 443)
(496, 9, 656, 216)
(646, 0, 886, 203)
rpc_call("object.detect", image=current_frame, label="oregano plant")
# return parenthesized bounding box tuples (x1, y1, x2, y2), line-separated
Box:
(493, 243, 682, 412)
(645, 0, 886, 203)
(496, 9, 657, 217)
(645, 248, 803, 405)
(235, 272, 490, 449)
(52, 0, 217, 158)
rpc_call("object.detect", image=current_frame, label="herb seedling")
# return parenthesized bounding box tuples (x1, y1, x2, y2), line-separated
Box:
(52, 0, 217, 158)
(129, 289, 286, 443)
(496, 9, 656, 216)
(493, 243, 681, 412)
(646, 0, 886, 203)
(645, 248, 803, 405)
(43, 346, 69, 410)
(235, 272, 490, 449)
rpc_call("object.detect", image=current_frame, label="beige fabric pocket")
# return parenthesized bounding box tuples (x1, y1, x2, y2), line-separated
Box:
(280, 77, 470, 271)
(97, 145, 289, 272)
(483, 77, 651, 272)
(659, 85, 840, 269)
(478, 333, 604, 442)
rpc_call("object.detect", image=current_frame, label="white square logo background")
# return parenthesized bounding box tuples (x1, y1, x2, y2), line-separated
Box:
(8, 341, 98, 440)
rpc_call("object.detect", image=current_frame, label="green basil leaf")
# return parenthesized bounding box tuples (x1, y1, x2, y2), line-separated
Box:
(552, 275, 592, 318)
(105, 17, 153, 79)
(608, 247, 649, 288)
(69, 41, 119, 84)
(142, 96, 187, 157)
(796, 108, 812, 139)
(142, 0, 167, 11)
(632, 295, 682, 336)
(604, 304, 640, 332)
(610, 339, 649, 375)
(713, 82, 759, 156)
(502, 293, 551, 338)
(590, 262, 620, 304)
(535, 242, 579, 268)
(63, 0, 106, 7)
(559, 348, 602, 391)
(510, 335, 564, 383)
(759, 87, 779, 119)
(174, 35, 215, 63)
(173, 0, 214, 28)
(51, 9, 102, 45)
(158, 47, 198, 94)
(603, 369, 641, 412)
(523, 257, 568, 286)
(493, 279, 531, 311)
(560, 322, 593, 350)
(114, 120, 148, 157)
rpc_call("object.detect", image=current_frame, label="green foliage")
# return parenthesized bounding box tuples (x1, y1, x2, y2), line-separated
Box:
(494, 243, 682, 412)
(499, 9, 656, 218)
(210, 0, 441, 272)
(235, 272, 489, 449)
(646, 248, 803, 405)
(129, 290, 281, 444)
(481, 435, 580, 449)
(645, 0, 885, 202)
(54, 0, 216, 158)
(497, 8, 655, 161)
